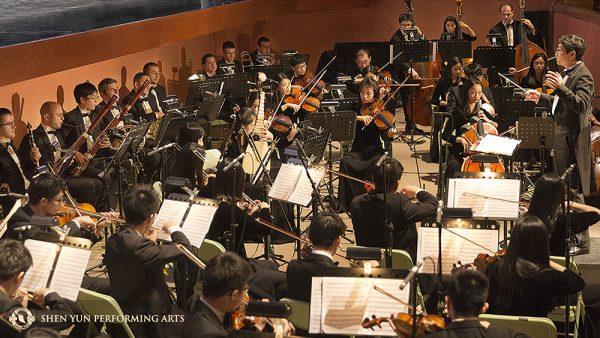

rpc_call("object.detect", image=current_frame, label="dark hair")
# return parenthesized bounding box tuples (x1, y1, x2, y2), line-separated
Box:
(358, 78, 380, 100)
(133, 72, 148, 84)
(398, 13, 414, 25)
(492, 215, 550, 309)
(222, 40, 235, 50)
(447, 269, 489, 318)
(526, 174, 564, 235)
(308, 212, 346, 248)
(98, 78, 118, 95)
(143, 62, 159, 74)
(174, 144, 204, 187)
(28, 173, 65, 205)
(0, 108, 12, 119)
(73, 82, 97, 103)
(500, 3, 513, 11)
(122, 185, 161, 225)
(290, 54, 307, 67)
(527, 53, 548, 77)
(216, 158, 246, 200)
(23, 327, 61, 338)
(203, 252, 252, 298)
(202, 53, 216, 65)
(439, 57, 462, 85)
(559, 34, 586, 61)
(178, 122, 205, 147)
(0, 239, 33, 282)
(458, 77, 482, 114)
(239, 107, 256, 126)
(257, 36, 270, 45)
(371, 158, 404, 193)
(442, 16, 460, 35)
(463, 62, 483, 79)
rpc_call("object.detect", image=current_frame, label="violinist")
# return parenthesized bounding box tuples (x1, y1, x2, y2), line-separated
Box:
(350, 158, 437, 261)
(442, 78, 497, 179)
(414, 270, 523, 338)
(290, 54, 309, 86)
(337, 78, 397, 211)
(432, 58, 463, 111)
(519, 53, 548, 89)
(274, 74, 305, 125)
(390, 13, 425, 43)
(18, 102, 103, 207)
(441, 15, 476, 41)
(217, 41, 243, 75)
(486, 216, 584, 318)
(183, 252, 294, 337)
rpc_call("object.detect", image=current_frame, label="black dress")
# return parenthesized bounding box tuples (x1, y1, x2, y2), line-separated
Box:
(486, 260, 585, 317)
(338, 104, 389, 211)
(548, 211, 600, 256)
(519, 73, 544, 89)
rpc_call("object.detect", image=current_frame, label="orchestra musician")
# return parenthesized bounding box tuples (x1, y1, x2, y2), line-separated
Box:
(442, 78, 498, 179)
(441, 15, 476, 41)
(171, 123, 208, 192)
(144, 62, 168, 113)
(18, 102, 103, 207)
(217, 41, 243, 75)
(0, 108, 37, 212)
(350, 158, 437, 261)
(446, 62, 496, 116)
(338, 78, 397, 211)
(95, 78, 125, 130)
(122, 72, 163, 122)
(250, 36, 276, 66)
(274, 74, 305, 125)
(525, 34, 594, 201)
(286, 212, 345, 302)
(0, 239, 86, 335)
(519, 52, 548, 89)
(391, 13, 425, 43)
(199, 53, 219, 79)
(104, 184, 192, 338)
(290, 54, 309, 87)
(432, 57, 463, 111)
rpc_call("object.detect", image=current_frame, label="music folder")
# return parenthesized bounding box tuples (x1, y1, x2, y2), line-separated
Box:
(268, 163, 325, 207)
(20, 238, 92, 301)
(153, 198, 219, 247)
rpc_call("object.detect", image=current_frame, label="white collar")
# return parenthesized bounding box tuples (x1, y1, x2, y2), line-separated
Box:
(311, 249, 334, 261)
(42, 124, 55, 133)
(565, 61, 581, 72)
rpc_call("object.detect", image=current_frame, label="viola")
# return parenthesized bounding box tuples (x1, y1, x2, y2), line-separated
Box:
(362, 312, 446, 336)
(361, 100, 396, 131)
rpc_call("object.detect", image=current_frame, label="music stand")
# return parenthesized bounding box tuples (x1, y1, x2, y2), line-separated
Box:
(518, 116, 554, 174)
(195, 94, 226, 122)
(496, 98, 536, 132)
(435, 40, 472, 60)
(247, 65, 285, 83)
(392, 41, 431, 64)
(219, 73, 251, 101)
(473, 46, 515, 69)
(302, 128, 331, 164)
(159, 114, 196, 146)
(185, 80, 222, 107)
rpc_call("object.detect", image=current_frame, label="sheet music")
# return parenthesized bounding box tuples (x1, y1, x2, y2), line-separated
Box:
(49, 246, 91, 301)
(311, 277, 406, 336)
(154, 199, 189, 241)
(181, 203, 218, 247)
(21, 240, 59, 292)
(0, 198, 22, 238)
(417, 227, 499, 274)
(288, 167, 325, 207)
(309, 277, 323, 334)
(474, 134, 521, 156)
(268, 164, 301, 202)
(447, 178, 520, 219)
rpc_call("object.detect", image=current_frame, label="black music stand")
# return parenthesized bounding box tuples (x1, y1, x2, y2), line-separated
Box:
(247, 65, 285, 83)
(185, 80, 222, 107)
(302, 128, 331, 165)
(496, 98, 536, 132)
(473, 46, 515, 69)
(392, 40, 431, 64)
(195, 94, 226, 122)
(219, 73, 251, 101)
(435, 40, 472, 61)
(518, 116, 554, 175)
(160, 114, 197, 146)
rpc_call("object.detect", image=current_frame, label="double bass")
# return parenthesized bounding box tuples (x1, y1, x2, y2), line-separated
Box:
(514, 0, 546, 84)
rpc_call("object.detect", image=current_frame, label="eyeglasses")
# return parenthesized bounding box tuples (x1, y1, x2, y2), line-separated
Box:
(0, 122, 15, 127)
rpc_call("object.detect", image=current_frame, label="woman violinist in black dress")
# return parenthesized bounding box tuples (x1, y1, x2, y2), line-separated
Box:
(338, 78, 397, 211)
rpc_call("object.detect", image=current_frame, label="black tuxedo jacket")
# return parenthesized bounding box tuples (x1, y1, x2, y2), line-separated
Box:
(217, 59, 243, 75)
(18, 124, 65, 179)
(537, 62, 594, 194)
(286, 253, 337, 302)
(121, 91, 159, 122)
(104, 227, 191, 311)
(0, 142, 26, 213)
(488, 20, 533, 47)
(149, 84, 168, 112)
(183, 299, 229, 337)
(59, 106, 102, 153)
(427, 319, 528, 338)
(3, 204, 99, 243)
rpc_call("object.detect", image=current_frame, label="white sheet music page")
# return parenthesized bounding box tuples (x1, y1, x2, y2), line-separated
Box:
(362, 278, 410, 336)
(475, 134, 521, 156)
(154, 199, 189, 241)
(418, 227, 499, 274)
(309, 277, 323, 334)
(181, 203, 219, 247)
(447, 178, 520, 219)
(288, 167, 325, 207)
(21, 240, 59, 291)
(49, 246, 91, 301)
(268, 163, 301, 202)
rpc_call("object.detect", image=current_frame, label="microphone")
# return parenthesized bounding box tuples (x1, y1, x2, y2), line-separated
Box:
(561, 164, 576, 181)
(13, 225, 32, 232)
(375, 152, 389, 167)
(147, 143, 179, 156)
(223, 153, 245, 172)
(436, 200, 443, 224)
(399, 259, 424, 290)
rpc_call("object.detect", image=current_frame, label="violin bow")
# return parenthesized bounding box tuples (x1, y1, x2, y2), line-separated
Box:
(302, 55, 337, 90)
(297, 70, 327, 107)
(379, 51, 404, 73)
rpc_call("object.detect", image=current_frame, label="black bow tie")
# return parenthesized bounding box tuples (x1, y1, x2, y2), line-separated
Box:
(81, 112, 90, 117)
(563, 67, 574, 76)
(47, 130, 56, 135)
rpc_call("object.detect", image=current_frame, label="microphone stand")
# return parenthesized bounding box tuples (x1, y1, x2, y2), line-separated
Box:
(293, 139, 325, 213)
(380, 157, 393, 267)
(562, 167, 573, 336)
(220, 114, 237, 161)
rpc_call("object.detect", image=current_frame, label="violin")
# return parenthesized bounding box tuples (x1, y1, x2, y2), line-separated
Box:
(57, 202, 98, 226)
(360, 87, 401, 131)
(284, 87, 320, 113)
(452, 248, 507, 274)
(295, 71, 327, 97)
(362, 312, 446, 336)
(269, 114, 293, 134)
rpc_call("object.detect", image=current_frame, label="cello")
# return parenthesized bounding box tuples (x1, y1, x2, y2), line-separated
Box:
(460, 102, 505, 173)
(514, 0, 546, 84)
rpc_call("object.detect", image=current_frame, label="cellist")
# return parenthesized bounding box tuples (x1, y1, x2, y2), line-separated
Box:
(338, 78, 397, 211)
